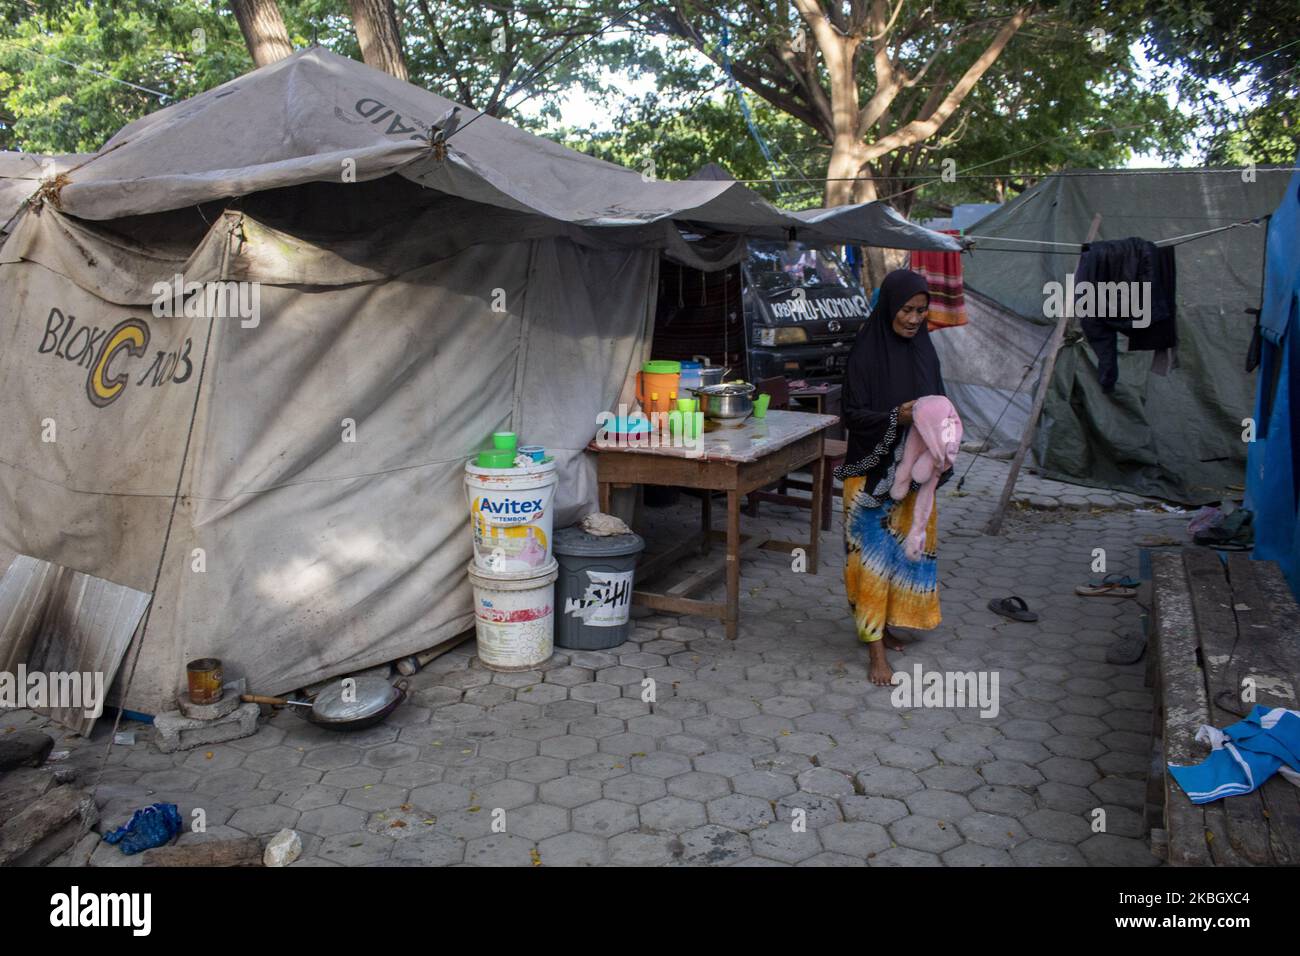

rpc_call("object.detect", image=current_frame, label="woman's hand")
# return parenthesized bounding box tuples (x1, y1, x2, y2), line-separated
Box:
(899, 401, 916, 425)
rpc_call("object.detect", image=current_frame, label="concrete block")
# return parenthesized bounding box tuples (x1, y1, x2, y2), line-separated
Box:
(154, 702, 259, 753)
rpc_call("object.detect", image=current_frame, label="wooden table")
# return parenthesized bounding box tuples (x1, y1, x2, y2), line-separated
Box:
(789, 383, 843, 439)
(590, 410, 838, 639)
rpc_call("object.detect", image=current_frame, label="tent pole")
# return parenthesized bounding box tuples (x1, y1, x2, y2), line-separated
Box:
(984, 213, 1101, 535)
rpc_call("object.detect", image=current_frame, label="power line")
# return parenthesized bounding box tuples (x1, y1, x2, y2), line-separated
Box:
(0, 37, 171, 101)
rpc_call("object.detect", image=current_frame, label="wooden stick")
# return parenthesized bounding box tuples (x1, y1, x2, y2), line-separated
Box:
(142, 836, 263, 867)
(985, 213, 1102, 535)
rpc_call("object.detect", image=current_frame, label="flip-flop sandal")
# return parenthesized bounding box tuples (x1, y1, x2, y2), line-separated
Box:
(1075, 582, 1138, 597)
(987, 596, 1038, 622)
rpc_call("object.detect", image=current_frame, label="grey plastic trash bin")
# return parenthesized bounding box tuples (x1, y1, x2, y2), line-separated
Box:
(553, 526, 645, 650)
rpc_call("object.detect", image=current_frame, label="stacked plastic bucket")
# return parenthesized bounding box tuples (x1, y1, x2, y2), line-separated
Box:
(464, 433, 559, 671)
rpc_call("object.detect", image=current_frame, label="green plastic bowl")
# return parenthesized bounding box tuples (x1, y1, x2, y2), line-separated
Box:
(476, 450, 515, 468)
(642, 359, 682, 375)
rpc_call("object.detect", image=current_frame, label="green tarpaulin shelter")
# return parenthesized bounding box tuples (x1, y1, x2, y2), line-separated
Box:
(955, 168, 1291, 503)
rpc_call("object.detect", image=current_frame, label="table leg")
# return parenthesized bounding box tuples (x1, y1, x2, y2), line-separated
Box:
(726, 489, 740, 639)
(701, 490, 712, 556)
(808, 452, 824, 574)
(598, 481, 611, 515)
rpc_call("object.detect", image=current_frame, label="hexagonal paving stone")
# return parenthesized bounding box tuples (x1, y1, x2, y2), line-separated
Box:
(320, 766, 382, 789)
(1079, 833, 1159, 866)
(888, 814, 962, 854)
(866, 845, 941, 866)
(298, 804, 369, 836)
(1010, 838, 1088, 866)
(675, 824, 752, 865)
(917, 765, 984, 794)
(354, 742, 418, 770)
(507, 755, 568, 784)
(229, 803, 302, 836)
(468, 778, 537, 812)
(573, 799, 639, 836)
(409, 782, 473, 814)
(877, 744, 938, 772)
(905, 789, 975, 822)
(629, 752, 691, 778)
(667, 772, 731, 802)
(567, 715, 624, 739)
(603, 773, 667, 805)
(979, 760, 1045, 787)
(839, 796, 909, 826)
(599, 733, 656, 757)
(1023, 808, 1092, 844)
(750, 823, 823, 863)
(732, 770, 797, 800)
(795, 767, 855, 798)
(319, 830, 393, 865)
(539, 775, 603, 808)
(942, 844, 1013, 867)
(641, 795, 708, 831)
(854, 766, 924, 799)
(956, 811, 1029, 849)
(465, 832, 537, 866)
(342, 783, 408, 812)
(609, 831, 678, 866)
(539, 735, 599, 760)
(537, 831, 608, 866)
(819, 821, 891, 860)
(391, 831, 466, 866)
(567, 752, 631, 781)
(500, 802, 570, 841)
(516, 683, 569, 706)
(707, 794, 775, 832)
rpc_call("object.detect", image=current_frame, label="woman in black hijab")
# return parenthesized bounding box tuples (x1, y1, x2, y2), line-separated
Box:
(837, 269, 947, 685)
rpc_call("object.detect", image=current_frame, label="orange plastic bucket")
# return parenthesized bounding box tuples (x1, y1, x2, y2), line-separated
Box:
(636, 360, 681, 416)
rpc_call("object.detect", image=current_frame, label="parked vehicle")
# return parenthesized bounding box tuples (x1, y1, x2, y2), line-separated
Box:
(653, 240, 869, 385)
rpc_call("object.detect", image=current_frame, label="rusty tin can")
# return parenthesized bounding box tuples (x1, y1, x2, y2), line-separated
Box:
(186, 658, 224, 705)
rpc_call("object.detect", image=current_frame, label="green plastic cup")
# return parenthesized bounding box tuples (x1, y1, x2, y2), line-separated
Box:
(676, 398, 697, 414)
(477, 449, 515, 468)
(492, 431, 517, 452)
(753, 393, 771, 419)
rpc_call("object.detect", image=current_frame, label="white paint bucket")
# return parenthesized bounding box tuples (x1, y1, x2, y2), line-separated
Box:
(466, 560, 558, 671)
(464, 459, 558, 573)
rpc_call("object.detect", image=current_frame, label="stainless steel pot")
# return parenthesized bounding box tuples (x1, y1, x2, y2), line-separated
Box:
(698, 366, 725, 389)
(693, 382, 755, 420)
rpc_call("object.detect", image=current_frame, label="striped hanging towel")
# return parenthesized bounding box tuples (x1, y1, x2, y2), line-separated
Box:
(910, 230, 968, 329)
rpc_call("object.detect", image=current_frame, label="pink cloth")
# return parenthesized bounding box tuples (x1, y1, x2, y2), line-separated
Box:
(889, 396, 963, 559)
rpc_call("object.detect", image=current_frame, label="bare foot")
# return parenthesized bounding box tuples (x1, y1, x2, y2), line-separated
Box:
(883, 628, 907, 652)
(867, 641, 894, 686)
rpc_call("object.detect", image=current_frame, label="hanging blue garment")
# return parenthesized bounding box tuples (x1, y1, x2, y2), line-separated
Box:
(1168, 706, 1300, 804)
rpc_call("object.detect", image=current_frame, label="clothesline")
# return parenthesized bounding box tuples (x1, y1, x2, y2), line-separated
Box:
(964, 215, 1270, 254)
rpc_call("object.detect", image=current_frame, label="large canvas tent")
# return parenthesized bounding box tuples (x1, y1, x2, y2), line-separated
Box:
(1246, 162, 1300, 596)
(0, 48, 956, 715)
(930, 168, 1290, 503)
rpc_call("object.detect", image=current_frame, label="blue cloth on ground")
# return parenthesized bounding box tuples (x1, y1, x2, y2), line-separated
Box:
(1169, 706, 1300, 804)
(103, 802, 183, 854)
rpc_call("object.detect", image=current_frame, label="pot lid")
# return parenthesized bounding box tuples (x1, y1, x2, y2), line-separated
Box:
(696, 382, 754, 396)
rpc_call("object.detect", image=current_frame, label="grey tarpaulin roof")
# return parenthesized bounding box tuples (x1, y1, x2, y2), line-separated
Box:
(960, 168, 1290, 503)
(46, 47, 957, 252)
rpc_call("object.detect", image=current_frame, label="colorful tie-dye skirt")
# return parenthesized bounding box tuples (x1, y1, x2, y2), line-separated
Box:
(842, 474, 941, 643)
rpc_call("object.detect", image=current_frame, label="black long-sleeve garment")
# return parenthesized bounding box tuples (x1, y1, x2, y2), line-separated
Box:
(841, 269, 946, 471)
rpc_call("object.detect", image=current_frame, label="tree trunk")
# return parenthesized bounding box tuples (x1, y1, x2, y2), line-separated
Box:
(229, 0, 294, 68)
(349, 0, 409, 81)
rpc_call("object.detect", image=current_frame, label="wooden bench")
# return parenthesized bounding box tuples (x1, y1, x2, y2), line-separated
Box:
(1149, 548, 1300, 865)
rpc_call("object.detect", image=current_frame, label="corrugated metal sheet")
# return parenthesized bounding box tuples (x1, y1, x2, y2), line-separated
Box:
(0, 555, 150, 735)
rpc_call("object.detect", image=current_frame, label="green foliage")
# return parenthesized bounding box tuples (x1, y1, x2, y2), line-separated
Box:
(1145, 0, 1299, 163)
(0, 0, 634, 153)
(0, 2, 254, 152)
